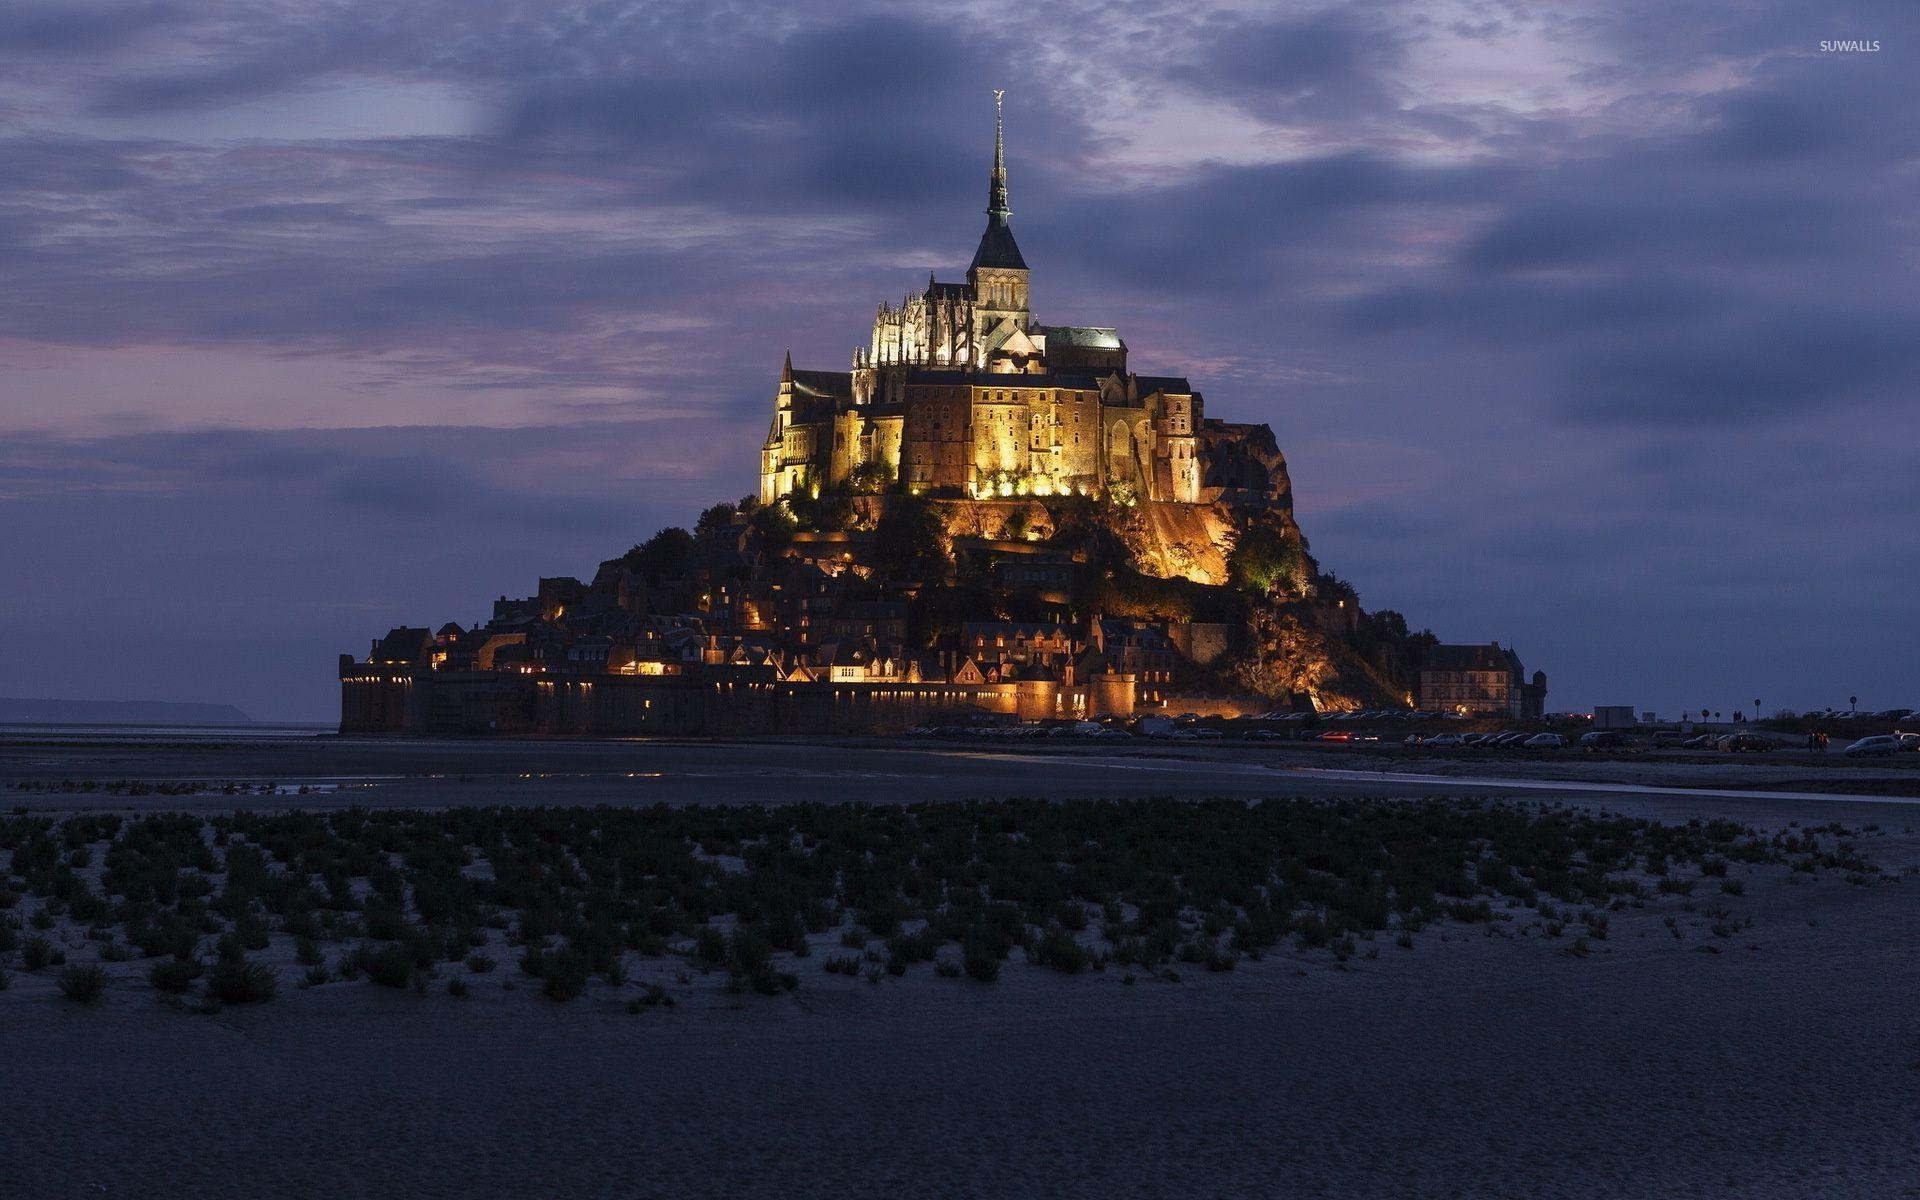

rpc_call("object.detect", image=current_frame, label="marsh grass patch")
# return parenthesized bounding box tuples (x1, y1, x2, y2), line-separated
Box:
(58, 962, 109, 1004)
(0, 798, 1858, 1001)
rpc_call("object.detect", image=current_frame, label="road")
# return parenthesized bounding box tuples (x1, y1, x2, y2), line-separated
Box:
(4, 732, 1917, 824)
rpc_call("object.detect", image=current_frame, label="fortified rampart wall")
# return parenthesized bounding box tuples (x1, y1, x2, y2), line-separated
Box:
(340, 666, 1141, 737)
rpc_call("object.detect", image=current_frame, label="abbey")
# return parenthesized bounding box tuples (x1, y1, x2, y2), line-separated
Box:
(763, 94, 1222, 507)
(338, 95, 1515, 737)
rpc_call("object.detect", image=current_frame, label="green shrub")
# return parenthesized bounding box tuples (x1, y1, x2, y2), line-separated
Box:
(963, 936, 1002, 982)
(208, 959, 277, 1005)
(149, 959, 202, 993)
(363, 900, 407, 942)
(728, 928, 772, 975)
(58, 963, 110, 1004)
(775, 913, 811, 957)
(541, 949, 590, 1002)
(21, 935, 53, 970)
(857, 904, 901, 937)
(233, 912, 270, 951)
(1291, 914, 1330, 950)
(364, 944, 413, 989)
(464, 952, 497, 974)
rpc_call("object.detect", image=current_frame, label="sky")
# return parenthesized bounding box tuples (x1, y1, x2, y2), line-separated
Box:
(1, 0, 1915, 722)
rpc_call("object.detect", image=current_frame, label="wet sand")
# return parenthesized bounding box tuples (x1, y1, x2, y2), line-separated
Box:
(4, 733, 1918, 817)
(4, 735, 1918, 1198)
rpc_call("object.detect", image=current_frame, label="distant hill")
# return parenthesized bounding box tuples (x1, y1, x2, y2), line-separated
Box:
(0, 698, 255, 726)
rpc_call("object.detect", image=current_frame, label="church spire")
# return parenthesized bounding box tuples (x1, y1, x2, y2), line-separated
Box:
(987, 88, 1010, 224)
(969, 89, 1028, 273)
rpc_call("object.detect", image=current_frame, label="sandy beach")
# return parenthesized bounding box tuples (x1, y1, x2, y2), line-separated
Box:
(3, 735, 1918, 1199)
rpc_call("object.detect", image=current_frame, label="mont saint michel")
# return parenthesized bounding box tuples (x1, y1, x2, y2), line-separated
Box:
(8, 12, 1918, 1200)
(339, 98, 1536, 736)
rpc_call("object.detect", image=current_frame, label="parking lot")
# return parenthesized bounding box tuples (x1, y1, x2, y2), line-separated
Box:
(902, 707, 1920, 766)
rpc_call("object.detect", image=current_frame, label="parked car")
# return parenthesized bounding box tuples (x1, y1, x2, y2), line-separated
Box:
(1244, 729, 1285, 742)
(1422, 733, 1465, 748)
(1682, 734, 1718, 749)
(1896, 732, 1920, 752)
(1718, 732, 1774, 753)
(1522, 733, 1567, 749)
(1579, 730, 1628, 751)
(1844, 735, 1901, 758)
(1317, 730, 1354, 742)
(1649, 731, 1690, 748)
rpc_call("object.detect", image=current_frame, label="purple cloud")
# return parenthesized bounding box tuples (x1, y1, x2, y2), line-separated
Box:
(1, 0, 1915, 718)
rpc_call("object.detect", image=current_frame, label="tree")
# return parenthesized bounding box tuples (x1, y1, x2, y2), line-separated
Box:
(748, 502, 798, 551)
(1226, 523, 1303, 598)
(623, 527, 694, 580)
(845, 461, 895, 496)
(873, 499, 949, 581)
(789, 487, 854, 533)
(695, 502, 738, 535)
(909, 583, 996, 647)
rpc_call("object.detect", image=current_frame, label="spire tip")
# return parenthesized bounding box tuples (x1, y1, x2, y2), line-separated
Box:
(987, 89, 1010, 223)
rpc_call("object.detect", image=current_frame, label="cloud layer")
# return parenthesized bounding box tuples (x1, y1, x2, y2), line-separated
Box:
(2, 0, 1915, 718)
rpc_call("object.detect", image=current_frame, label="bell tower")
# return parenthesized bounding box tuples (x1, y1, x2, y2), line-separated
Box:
(967, 90, 1030, 353)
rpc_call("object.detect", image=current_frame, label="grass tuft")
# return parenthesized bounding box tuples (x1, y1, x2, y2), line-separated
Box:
(58, 963, 110, 1004)
(208, 959, 277, 1005)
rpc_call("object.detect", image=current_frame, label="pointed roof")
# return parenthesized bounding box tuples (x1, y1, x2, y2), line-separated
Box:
(970, 91, 1028, 272)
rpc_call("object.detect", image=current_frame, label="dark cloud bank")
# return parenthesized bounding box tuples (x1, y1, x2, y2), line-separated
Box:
(1, 0, 1915, 718)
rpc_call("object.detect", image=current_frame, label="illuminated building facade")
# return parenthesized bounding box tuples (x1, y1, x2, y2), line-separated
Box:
(762, 93, 1213, 506)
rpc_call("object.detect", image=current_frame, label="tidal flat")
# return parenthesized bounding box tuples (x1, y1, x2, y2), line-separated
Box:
(2, 736, 1917, 1198)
